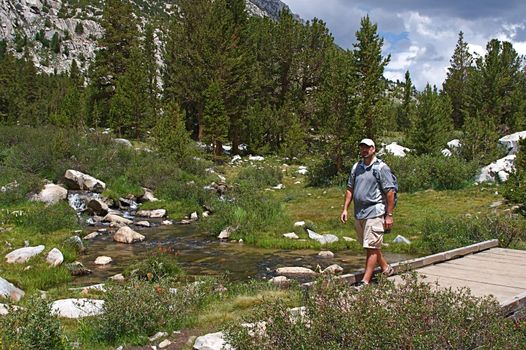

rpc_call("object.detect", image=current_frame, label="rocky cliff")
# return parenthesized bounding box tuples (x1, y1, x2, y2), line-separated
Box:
(0, 0, 296, 75)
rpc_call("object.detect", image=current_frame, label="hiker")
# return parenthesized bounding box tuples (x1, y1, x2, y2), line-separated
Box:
(340, 138, 396, 287)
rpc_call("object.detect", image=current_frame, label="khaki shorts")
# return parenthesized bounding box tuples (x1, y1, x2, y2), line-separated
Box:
(354, 216, 385, 249)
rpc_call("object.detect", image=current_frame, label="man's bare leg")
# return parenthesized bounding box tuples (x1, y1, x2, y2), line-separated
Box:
(363, 248, 379, 283)
(378, 250, 389, 272)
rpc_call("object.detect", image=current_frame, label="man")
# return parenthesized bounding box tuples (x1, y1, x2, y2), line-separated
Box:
(340, 138, 395, 287)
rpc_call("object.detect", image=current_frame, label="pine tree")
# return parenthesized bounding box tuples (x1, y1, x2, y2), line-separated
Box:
(203, 80, 229, 158)
(352, 16, 390, 140)
(397, 70, 415, 130)
(50, 32, 61, 53)
(443, 32, 473, 129)
(409, 84, 452, 155)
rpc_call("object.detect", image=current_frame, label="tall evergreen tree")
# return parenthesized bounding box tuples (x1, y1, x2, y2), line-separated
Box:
(397, 70, 415, 130)
(202, 80, 229, 157)
(409, 84, 452, 155)
(351, 16, 390, 140)
(443, 31, 473, 129)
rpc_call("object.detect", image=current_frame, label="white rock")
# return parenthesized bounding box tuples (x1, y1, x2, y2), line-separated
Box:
(51, 298, 104, 318)
(64, 170, 106, 192)
(275, 267, 317, 276)
(46, 248, 64, 267)
(322, 264, 343, 275)
(87, 198, 109, 216)
(230, 155, 242, 164)
(193, 331, 233, 350)
(476, 155, 516, 183)
(306, 229, 338, 245)
(318, 251, 334, 259)
(110, 274, 125, 282)
(380, 142, 411, 157)
(162, 220, 173, 225)
(283, 232, 299, 239)
(5, 245, 45, 264)
(32, 184, 67, 205)
(499, 131, 526, 155)
(136, 221, 151, 227)
(392, 235, 411, 245)
(441, 148, 452, 157)
(113, 226, 145, 244)
(218, 226, 237, 240)
(269, 276, 289, 285)
(139, 188, 159, 202)
(293, 221, 305, 227)
(83, 232, 101, 240)
(113, 138, 132, 148)
(0, 277, 25, 301)
(136, 209, 166, 218)
(159, 339, 172, 348)
(149, 332, 168, 342)
(297, 166, 308, 175)
(447, 139, 462, 149)
(190, 212, 199, 220)
(272, 184, 285, 190)
(343, 236, 356, 242)
(94, 256, 113, 265)
(248, 155, 264, 161)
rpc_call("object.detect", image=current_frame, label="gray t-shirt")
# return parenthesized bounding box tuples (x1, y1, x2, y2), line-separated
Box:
(347, 157, 396, 220)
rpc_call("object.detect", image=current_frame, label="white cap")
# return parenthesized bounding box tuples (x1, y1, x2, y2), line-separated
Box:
(359, 138, 375, 148)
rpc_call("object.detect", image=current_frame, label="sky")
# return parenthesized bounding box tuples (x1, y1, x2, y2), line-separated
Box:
(284, 0, 526, 90)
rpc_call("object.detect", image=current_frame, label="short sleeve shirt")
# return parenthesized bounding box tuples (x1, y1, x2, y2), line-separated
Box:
(347, 158, 396, 220)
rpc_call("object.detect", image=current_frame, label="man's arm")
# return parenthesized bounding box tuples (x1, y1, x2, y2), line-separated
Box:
(384, 190, 395, 230)
(340, 187, 353, 223)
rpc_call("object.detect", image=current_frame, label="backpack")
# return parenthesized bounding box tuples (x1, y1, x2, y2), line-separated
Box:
(371, 160, 398, 208)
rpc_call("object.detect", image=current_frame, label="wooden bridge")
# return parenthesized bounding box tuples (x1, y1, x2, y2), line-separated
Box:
(306, 239, 526, 317)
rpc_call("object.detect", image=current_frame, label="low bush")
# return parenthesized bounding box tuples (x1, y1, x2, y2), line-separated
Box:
(14, 202, 79, 234)
(420, 214, 526, 254)
(0, 166, 42, 205)
(227, 274, 526, 349)
(124, 252, 184, 282)
(0, 296, 66, 350)
(235, 165, 283, 188)
(307, 159, 350, 187)
(81, 278, 215, 345)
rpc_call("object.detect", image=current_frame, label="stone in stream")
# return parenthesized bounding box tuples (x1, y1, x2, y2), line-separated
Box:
(51, 298, 105, 318)
(162, 220, 173, 225)
(283, 232, 299, 239)
(275, 267, 317, 277)
(31, 183, 68, 205)
(113, 226, 145, 244)
(136, 209, 166, 218)
(103, 214, 133, 226)
(83, 231, 101, 240)
(5, 245, 45, 264)
(0, 276, 25, 301)
(218, 226, 237, 240)
(136, 220, 151, 227)
(63, 169, 106, 192)
(66, 262, 92, 276)
(322, 264, 343, 275)
(138, 187, 159, 203)
(94, 256, 113, 265)
(87, 198, 109, 216)
(306, 228, 339, 245)
(46, 248, 64, 267)
(318, 251, 334, 259)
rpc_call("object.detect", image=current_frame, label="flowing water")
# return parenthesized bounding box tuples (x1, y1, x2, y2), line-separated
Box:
(74, 222, 410, 286)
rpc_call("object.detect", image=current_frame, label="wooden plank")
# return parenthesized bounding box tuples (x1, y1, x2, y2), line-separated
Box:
(475, 250, 526, 261)
(501, 291, 526, 316)
(459, 253, 526, 267)
(417, 265, 526, 289)
(491, 247, 526, 257)
(443, 259, 526, 277)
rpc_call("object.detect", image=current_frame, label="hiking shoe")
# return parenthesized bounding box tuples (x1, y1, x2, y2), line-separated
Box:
(353, 280, 369, 291)
(382, 265, 394, 277)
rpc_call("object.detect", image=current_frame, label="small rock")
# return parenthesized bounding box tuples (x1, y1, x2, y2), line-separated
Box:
(293, 221, 305, 227)
(83, 232, 101, 240)
(392, 235, 411, 245)
(161, 220, 173, 225)
(322, 264, 343, 275)
(218, 226, 237, 240)
(63, 170, 106, 192)
(113, 226, 145, 244)
(66, 262, 92, 276)
(202, 211, 210, 218)
(272, 184, 285, 190)
(103, 214, 133, 226)
(136, 221, 151, 227)
(343, 236, 356, 242)
(269, 276, 289, 285)
(46, 248, 64, 267)
(0, 276, 25, 301)
(149, 332, 168, 342)
(275, 267, 317, 276)
(306, 229, 338, 245)
(113, 138, 132, 148)
(283, 232, 299, 239)
(194, 332, 233, 350)
(489, 200, 505, 208)
(318, 251, 334, 259)
(190, 212, 198, 220)
(139, 188, 159, 203)
(64, 236, 85, 253)
(180, 219, 193, 224)
(109, 274, 125, 282)
(87, 198, 109, 216)
(136, 209, 166, 218)
(159, 339, 172, 348)
(5, 245, 45, 264)
(94, 256, 113, 265)
(31, 184, 68, 205)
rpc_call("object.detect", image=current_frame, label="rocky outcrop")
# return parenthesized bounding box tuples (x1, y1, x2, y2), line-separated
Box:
(0, 276, 24, 301)
(64, 170, 106, 192)
(5, 245, 45, 264)
(113, 226, 145, 244)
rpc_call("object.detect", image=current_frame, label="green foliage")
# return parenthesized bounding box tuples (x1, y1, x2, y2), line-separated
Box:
(81, 278, 215, 345)
(0, 296, 66, 350)
(227, 274, 526, 349)
(14, 202, 79, 234)
(503, 138, 526, 215)
(50, 32, 61, 53)
(74, 21, 84, 34)
(0, 167, 42, 205)
(125, 252, 184, 282)
(235, 165, 283, 188)
(382, 154, 478, 192)
(419, 214, 526, 254)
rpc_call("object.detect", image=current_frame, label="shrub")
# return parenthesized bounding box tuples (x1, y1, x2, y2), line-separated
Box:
(16, 202, 79, 234)
(503, 138, 526, 216)
(0, 166, 42, 205)
(420, 214, 526, 254)
(227, 274, 526, 349)
(235, 165, 283, 188)
(0, 296, 66, 350)
(82, 278, 215, 345)
(125, 252, 184, 282)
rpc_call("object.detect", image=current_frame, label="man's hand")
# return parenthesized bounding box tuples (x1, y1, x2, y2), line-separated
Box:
(340, 209, 348, 223)
(384, 215, 393, 231)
